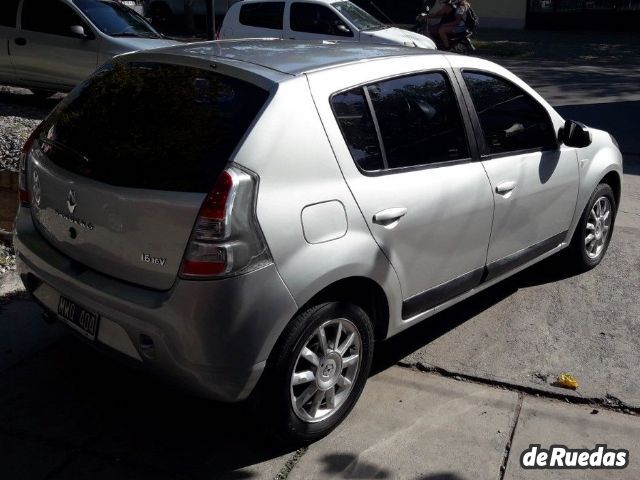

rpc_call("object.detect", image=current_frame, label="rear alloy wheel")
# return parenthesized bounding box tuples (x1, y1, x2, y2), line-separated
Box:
(568, 183, 617, 271)
(259, 302, 374, 443)
(291, 318, 362, 423)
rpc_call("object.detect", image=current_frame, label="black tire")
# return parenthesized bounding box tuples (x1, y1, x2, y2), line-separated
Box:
(256, 302, 374, 444)
(29, 88, 55, 99)
(567, 183, 617, 272)
(451, 40, 471, 54)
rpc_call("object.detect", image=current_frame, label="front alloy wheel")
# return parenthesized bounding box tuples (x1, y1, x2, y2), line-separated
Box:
(585, 196, 612, 259)
(567, 182, 617, 271)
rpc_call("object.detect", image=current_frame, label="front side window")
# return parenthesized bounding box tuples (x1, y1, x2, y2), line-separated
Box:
(22, 0, 87, 36)
(73, 0, 160, 38)
(239, 2, 285, 30)
(463, 71, 557, 155)
(290, 3, 353, 37)
(332, 72, 469, 172)
(0, 0, 20, 27)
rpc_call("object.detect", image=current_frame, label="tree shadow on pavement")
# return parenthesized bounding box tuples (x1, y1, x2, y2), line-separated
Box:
(0, 337, 294, 479)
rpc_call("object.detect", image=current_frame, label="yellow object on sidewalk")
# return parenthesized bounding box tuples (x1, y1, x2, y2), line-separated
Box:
(555, 373, 579, 390)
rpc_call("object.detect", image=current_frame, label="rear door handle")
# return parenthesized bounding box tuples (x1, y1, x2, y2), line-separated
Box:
(373, 207, 408, 226)
(15, 37, 27, 46)
(495, 181, 517, 195)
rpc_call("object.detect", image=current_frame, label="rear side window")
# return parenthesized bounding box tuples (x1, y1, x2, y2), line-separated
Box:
(22, 0, 87, 36)
(290, 3, 352, 36)
(462, 71, 557, 155)
(40, 63, 269, 193)
(239, 2, 284, 30)
(0, 0, 19, 27)
(332, 89, 384, 171)
(332, 72, 469, 172)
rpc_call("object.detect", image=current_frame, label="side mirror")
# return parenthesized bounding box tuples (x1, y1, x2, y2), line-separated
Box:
(560, 119, 592, 148)
(70, 25, 87, 39)
(334, 23, 352, 36)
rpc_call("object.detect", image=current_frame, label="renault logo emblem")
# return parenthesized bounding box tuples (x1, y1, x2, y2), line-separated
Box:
(67, 190, 77, 215)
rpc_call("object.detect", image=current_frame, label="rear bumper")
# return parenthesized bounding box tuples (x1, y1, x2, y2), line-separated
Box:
(14, 207, 299, 402)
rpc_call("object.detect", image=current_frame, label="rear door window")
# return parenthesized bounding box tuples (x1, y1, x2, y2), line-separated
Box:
(0, 0, 19, 27)
(22, 0, 88, 36)
(239, 2, 285, 30)
(331, 71, 469, 172)
(40, 63, 269, 192)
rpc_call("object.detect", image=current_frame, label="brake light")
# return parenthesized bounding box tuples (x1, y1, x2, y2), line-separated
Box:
(18, 122, 46, 206)
(180, 165, 271, 279)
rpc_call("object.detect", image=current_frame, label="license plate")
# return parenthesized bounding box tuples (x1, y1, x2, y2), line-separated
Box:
(57, 296, 100, 341)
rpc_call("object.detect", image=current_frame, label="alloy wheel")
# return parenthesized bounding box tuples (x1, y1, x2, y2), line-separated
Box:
(290, 318, 362, 423)
(585, 196, 612, 259)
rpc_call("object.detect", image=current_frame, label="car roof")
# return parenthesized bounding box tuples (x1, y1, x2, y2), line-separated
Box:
(153, 39, 440, 77)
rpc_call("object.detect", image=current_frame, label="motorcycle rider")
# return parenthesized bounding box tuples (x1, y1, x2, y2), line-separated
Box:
(427, 0, 470, 50)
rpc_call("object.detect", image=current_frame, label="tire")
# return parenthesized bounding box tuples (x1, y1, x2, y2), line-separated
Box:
(256, 302, 374, 444)
(450, 40, 471, 54)
(567, 183, 617, 272)
(29, 88, 55, 99)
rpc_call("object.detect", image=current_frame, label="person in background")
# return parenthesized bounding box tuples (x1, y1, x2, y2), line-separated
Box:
(427, 0, 470, 50)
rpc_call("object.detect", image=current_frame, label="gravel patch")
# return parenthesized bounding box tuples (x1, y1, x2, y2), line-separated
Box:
(0, 241, 15, 275)
(0, 86, 60, 172)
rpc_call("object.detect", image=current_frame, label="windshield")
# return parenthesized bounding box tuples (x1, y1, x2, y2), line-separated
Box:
(73, 0, 160, 38)
(332, 2, 385, 31)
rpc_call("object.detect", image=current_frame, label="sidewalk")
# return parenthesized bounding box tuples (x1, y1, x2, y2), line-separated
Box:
(253, 367, 640, 479)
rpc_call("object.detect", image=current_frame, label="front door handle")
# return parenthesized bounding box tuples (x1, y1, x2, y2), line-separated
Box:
(15, 37, 27, 46)
(373, 207, 408, 227)
(495, 181, 517, 195)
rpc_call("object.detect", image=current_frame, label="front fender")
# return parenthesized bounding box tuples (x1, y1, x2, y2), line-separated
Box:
(567, 128, 623, 241)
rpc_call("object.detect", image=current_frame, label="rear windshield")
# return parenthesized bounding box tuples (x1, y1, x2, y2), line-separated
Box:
(40, 62, 269, 193)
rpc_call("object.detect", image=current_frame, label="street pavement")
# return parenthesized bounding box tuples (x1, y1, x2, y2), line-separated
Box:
(1, 31, 640, 479)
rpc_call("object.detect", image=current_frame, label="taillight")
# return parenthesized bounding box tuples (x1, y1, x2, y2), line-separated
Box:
(18, 122, 46, 206)
(180, 165, 271, 279)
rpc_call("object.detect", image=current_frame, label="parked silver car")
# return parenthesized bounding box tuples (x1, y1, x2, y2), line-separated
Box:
(14, 40, 622, 442)
(0, 0, 178, 96)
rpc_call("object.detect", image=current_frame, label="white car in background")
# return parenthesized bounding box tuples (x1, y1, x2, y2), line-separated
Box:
(220, 0, 436, 49)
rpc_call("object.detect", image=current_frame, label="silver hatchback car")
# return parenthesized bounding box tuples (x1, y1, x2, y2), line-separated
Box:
(14, 40, 622, 442)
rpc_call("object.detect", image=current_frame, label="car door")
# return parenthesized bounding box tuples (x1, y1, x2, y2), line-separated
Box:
(458, 69, 579, 279)
(12, 0, 98, 89)
(0, 0, 20, 81)
(286, 2, 356, 41)
(310, 63, 495, 320)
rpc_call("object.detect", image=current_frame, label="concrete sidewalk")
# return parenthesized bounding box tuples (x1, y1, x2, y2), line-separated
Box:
(273, 367, 640, 480)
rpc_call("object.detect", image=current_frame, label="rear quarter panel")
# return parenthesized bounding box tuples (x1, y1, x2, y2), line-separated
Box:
(233, 76, 403, 335)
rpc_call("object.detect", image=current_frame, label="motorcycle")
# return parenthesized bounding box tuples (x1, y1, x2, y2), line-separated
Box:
(414, 6, 476, 55)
